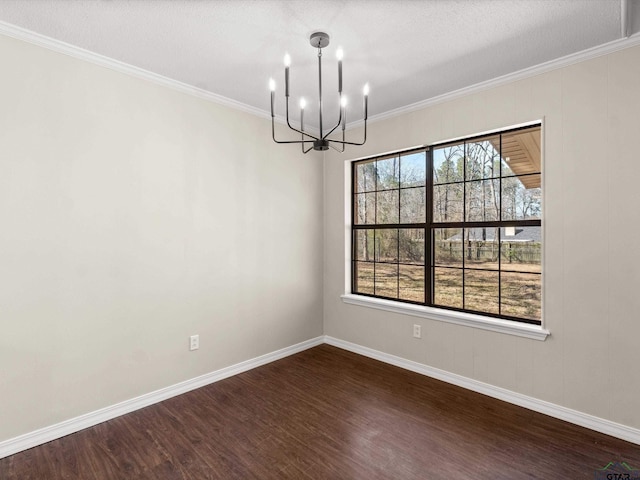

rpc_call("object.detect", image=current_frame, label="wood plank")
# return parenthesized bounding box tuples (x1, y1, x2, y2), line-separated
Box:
(1, 344, 639, 479)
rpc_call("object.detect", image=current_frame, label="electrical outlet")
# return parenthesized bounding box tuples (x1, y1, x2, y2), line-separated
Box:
(189, 334, 199, 351)
(413, 324, 421, 339)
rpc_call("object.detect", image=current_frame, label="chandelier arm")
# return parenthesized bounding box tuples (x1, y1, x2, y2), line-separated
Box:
(323, 118, 367, 146)
(341, 117, 367, 146)
(327, 142, 344, 153)
(332, 138, 367, 147)
(274, 139, 317, 145)
(284, 121, 319, 141)
(322, 105, 343, 140)
(272, 118, 315, 145)
(285, 97, 319, 141)
(324, 128, 346, 152)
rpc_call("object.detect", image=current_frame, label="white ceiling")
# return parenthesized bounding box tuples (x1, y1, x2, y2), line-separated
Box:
(0, 0, 638, 129)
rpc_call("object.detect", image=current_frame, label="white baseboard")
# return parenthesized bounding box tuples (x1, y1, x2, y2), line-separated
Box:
(0, 336, 324, 459)
(324, 335, 640, 446)
(3, 333, 638, 460)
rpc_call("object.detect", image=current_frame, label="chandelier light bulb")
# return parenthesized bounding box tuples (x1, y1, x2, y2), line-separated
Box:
(269, 78, 276, 91)
(336, 48, 344, 61)
(340, 96, 348, 108)
(284, 53, 291, 67)
(300, 98, 306, 109)
(363, 83, 370, 96)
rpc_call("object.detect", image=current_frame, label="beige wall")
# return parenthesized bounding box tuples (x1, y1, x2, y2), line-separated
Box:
(324, 45, 640, 429)
(2, 26, 640, 445)
(0, 34, 324, 441)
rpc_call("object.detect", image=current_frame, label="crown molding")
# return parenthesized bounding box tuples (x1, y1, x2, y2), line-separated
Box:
(2, 20, 640, 135)
(348, 32, 640, 130)
(0, 20, 308, 131)
(0, 20, 270, 121)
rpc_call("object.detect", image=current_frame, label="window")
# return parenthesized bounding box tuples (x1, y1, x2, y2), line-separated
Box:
(351, 124, 542, 325)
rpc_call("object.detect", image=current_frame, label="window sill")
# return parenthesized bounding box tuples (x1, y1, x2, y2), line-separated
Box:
(340, 294, 550, 341)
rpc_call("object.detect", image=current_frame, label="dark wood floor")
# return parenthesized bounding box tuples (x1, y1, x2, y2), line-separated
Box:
(1, 344, 639, 479)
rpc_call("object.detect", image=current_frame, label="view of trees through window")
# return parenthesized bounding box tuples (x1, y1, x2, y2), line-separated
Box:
(352, 124, 542, 324)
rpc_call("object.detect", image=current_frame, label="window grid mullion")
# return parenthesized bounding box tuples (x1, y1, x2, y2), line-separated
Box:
(397, 156, 401, 300)
(425, 147, 433, 307)
(462, 141, 467, 310)
(498, 133, 503, 316)
(373, 160, 378, 296)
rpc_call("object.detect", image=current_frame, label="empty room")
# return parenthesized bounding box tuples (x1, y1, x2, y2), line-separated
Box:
(1, 1, 640, 478)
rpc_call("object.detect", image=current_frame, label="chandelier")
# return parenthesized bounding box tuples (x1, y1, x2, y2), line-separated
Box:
(269, 32, 368, 153)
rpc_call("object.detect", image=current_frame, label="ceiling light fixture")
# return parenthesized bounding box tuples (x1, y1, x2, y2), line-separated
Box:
(269, 32, 368, 153)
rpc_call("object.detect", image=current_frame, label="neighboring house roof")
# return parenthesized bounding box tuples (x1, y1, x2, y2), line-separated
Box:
(445, 227, 541, 243)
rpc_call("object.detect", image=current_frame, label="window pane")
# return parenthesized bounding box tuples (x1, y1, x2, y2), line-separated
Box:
(465, 136, 500, 181)
(376, 190, 399, 224)
(464, 269, 499, 314)
(376, 156, 400, 190)
(399, 228, 425, 265)
(501, 126, 541, 178)
(501, 272, 541, 321)
(355, 160, 376, 193)
(354, 230, 375, 262)
(400, 187, 426, 223)
(375, 263, 398, 298)
(501, 175, 541, 220)
(433, 267, 463, 308)
(400, 151, 426, 188)
(355, 192, 375, 225)
(464, 228, 499, 270)
(433, 183, 463, 222)
(465, 179, 500, 222)
(433, 228, 462, 267)
(399, 265, 425, 303)
(354, 262, 374, 295)
(375, 229, 398, 263)
(433, 145, 464, 185)
(500, 226, 541, 273)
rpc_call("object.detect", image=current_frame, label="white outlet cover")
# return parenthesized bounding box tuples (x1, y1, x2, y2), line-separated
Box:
(413, 325, 421, 339)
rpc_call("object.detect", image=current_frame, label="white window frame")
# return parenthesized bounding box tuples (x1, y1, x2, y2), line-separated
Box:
(341, 121, 550, 341)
